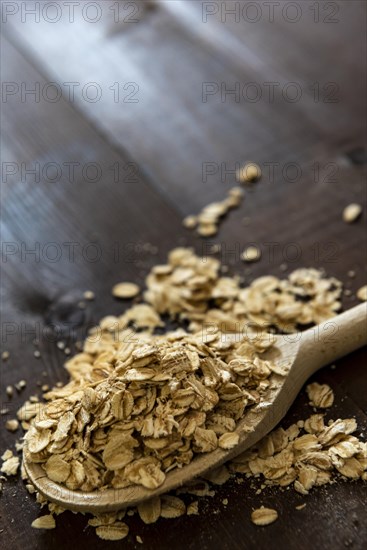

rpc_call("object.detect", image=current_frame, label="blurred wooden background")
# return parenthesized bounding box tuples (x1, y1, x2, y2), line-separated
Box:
(1, 1, 366, 549)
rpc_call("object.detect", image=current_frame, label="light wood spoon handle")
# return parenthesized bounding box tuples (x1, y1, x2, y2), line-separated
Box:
(294, 301, 367, 379)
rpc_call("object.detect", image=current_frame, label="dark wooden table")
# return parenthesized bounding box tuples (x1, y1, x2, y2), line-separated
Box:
(1, 1, 366, 549)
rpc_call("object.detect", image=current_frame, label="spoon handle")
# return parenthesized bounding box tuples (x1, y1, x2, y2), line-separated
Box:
(296, 303, 367, 378)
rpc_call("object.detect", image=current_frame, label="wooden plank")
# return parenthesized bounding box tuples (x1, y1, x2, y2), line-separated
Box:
(0, 3, 352, 211)
(0, 39, 189, 550)
(1, 5, 367, 550)
(3, 1, 366, 216)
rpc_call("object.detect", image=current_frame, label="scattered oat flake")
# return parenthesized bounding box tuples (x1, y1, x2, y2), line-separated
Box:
(251, 507, 278, 526)
(112, 282, 140, 299)
(138, 497, 161, 524)
(356, 285, 367, 301)
(236, 163, 261, 183)
(343, 203, 362, 223)
(229, 186, 244, 199)
(1, 450, 13, 461)
(136, 535, 143, 544)
(183, 215, 198, 229)
(160, 496, 186, 518)
(15, 380, 27, 391)
(186, 501, 199, 516)
(26, 483, 36, 494)
(1, 351, 10, 361)
(306, 383, 334, 408)
(241, 246, 261, 262)
(218, 432, 240, 450)
(198, 223, 218, 237)
(5, 419, 19, 432)
(1, 454, 20, 476)
(6, 386, 13, 398)
(83, 290, 95, 300)
(31, 515, 56, 530)
(295, 503, 306, 510)
(95, 522, 129, 541)
(204, 465, 231, 485)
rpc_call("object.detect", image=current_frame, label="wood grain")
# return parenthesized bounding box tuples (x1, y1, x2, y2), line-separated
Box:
(1, 1, 366, 549)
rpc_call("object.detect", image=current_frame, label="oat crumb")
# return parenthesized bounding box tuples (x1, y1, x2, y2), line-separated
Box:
(5, 419, 19, 432)
(183, 215, 198, 229)
(236, 163, 261, 183)
(343, 203, 362, 223)
(187, 501, 199, 516)
(241, 246, 261, 263)
(356, 285, 367, 302)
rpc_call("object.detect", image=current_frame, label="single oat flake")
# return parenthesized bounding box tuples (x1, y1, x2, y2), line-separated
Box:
(182, 215, 198, 229)
(31, 515, 56, 530)
(342, 203, 362, 223)
(95, 522, 129, 541)
(356, 285, 367, 301)
(5, 419, 19, 432)
(218, 432, 240, 450)
(306, 383, 334, 409)
(251, 507, 278, 526)
(1, 451, 20, 476)
(112, 282, 140, 299)
(138, 497, 161, 524)
(236, 163, 262, 183)
(241, 246, 261, 263)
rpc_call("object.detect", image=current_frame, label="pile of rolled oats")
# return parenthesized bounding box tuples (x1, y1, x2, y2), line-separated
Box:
(3, 246, 364, 540)
(23, 328, 278, 493)
(145, 248, 343, 333)
(230, 410, 367, 494)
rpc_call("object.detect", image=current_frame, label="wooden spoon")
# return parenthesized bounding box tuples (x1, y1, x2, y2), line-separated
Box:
(23, 303, 367, 513)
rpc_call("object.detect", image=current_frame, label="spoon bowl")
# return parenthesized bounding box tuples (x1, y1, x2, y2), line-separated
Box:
(23, 303, 367, 513)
